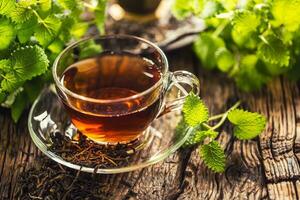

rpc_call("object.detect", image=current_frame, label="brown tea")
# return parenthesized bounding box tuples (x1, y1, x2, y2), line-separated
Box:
(60, 53, 162, 143)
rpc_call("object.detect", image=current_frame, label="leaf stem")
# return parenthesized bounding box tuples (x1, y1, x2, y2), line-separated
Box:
(203, 123, 213, 129)
(208, 113, 224, 121)
(210, 101, 241, 130)
(259, 35, 269, 45)
(213, 20, 229, 37)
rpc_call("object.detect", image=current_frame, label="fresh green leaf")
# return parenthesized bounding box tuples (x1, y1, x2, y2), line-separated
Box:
(11, 91, 27, 122)
(183, 93, 209, 127)
(234, 54, 268, 91)
(9, 1, 35, 23)
(231, 28, 258, 49)
(232, 10, 260, 36)
(17, 17, 38, 44)
(215, 47, 234, 72)
(12, 46, 49, 81)
(1, 72, 23, 92)
(38, 0, 52, 17)
(194, 33, 225, 69)
(95, 0, 107, 34)
(0, 18, 15, 50)
(58, 0, 80, 11)
(59, 15, 76, 42)
(258, 34, 290, 67)
(228, 109, 266, 140)
(23, 77, 45, 102)
(0, 0, 15, 15)
(0, 91, 6, 103)
(1, 45, 49, 92)
(272, 0, 300, 31)
(171, 0, 203, 19)
(194, 129, 218, 143)
(200, 140, 226, 173)
(71, 22, 89, 39)
(0, 59, 12, 73)
(35, 15, 62, 47)
(220, 0, 238, 10)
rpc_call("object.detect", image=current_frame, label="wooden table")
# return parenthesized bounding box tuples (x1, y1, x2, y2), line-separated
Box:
(1, 47, 300, 200)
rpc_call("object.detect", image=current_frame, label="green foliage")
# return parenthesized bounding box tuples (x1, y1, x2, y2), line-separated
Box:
(257, 34, 290, 67)
(228, 109, 266, 139)
(271, 0, 300, 31)
(0, 0, 107, 121)
(0, 17, 15, 50)
(200, 141, 226, 173)
(176, 93, 266, 172)
(193, 33, 225, 69)
(183, 93, 209, 127)
(172, 0, 300, 91)
(0, 45, 48, 92)
(0, 0, 15, 15)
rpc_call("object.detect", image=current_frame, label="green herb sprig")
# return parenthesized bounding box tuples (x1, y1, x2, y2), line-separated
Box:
(0, 0, 106, 122)
(177, 93, 266, 173)
(172, 0, 300, 91)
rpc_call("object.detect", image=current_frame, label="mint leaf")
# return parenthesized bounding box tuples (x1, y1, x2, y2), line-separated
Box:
(95, 0, 107, 34)
(200, 141, 226, 173)
(1, 72, 23, 92)
(183, 93, 209, 127)
(0, 18, 15, 50)
(272, 0, 300, 31)
(59, 15, 76, 42)
(17, 17, 38, 44)
(234, 54, 268, 92)
(10, 1, 35, 23)
(1, 45, 49, 92)
(194, 33, 225, 69)
(47, 39, 64, 54)
(194, 129, 218, 143)
(171, 0, 203, 19)
(231, 28, 258, 49)
(0, 59, 11, 73)
(0, 0, 15, 15)
(39, 0, 52, 14)
(215, 47, 234, 72)
(11, 91, 27, 122)
(0, 91, 6, 103)
(58, 0, 80, 11)
(24, 77, 45, 102)
(12, 46, 49, 80)
(258, 34, 290, 67)
(232, 10, 260, 36)
(71, 22, 89, 39)
(228, 109, 266, 140)
(35, 15, 62, 47)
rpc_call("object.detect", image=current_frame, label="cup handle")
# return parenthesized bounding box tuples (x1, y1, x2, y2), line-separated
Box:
(157, 70, 200, 117)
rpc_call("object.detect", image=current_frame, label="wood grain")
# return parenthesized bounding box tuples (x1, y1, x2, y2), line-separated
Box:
(0, 47, 300, 199)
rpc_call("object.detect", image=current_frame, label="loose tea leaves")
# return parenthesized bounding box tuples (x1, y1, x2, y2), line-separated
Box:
(15, 157, 112, 200)
(48, 131, 138, 169)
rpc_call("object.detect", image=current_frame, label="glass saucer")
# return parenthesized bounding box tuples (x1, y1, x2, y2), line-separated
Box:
(28, 85, 192, 174)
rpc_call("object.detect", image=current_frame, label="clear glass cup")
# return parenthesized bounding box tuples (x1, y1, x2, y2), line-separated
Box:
(53, 35, 200, 144)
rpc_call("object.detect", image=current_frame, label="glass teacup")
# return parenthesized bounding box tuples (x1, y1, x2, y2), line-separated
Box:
(53, 35, 199, 144)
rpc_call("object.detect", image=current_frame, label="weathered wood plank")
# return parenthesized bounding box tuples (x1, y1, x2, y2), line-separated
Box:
(240, 78, 300, 199)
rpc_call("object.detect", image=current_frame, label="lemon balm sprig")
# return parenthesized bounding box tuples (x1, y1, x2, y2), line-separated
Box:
(177, 93, 266, 173)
